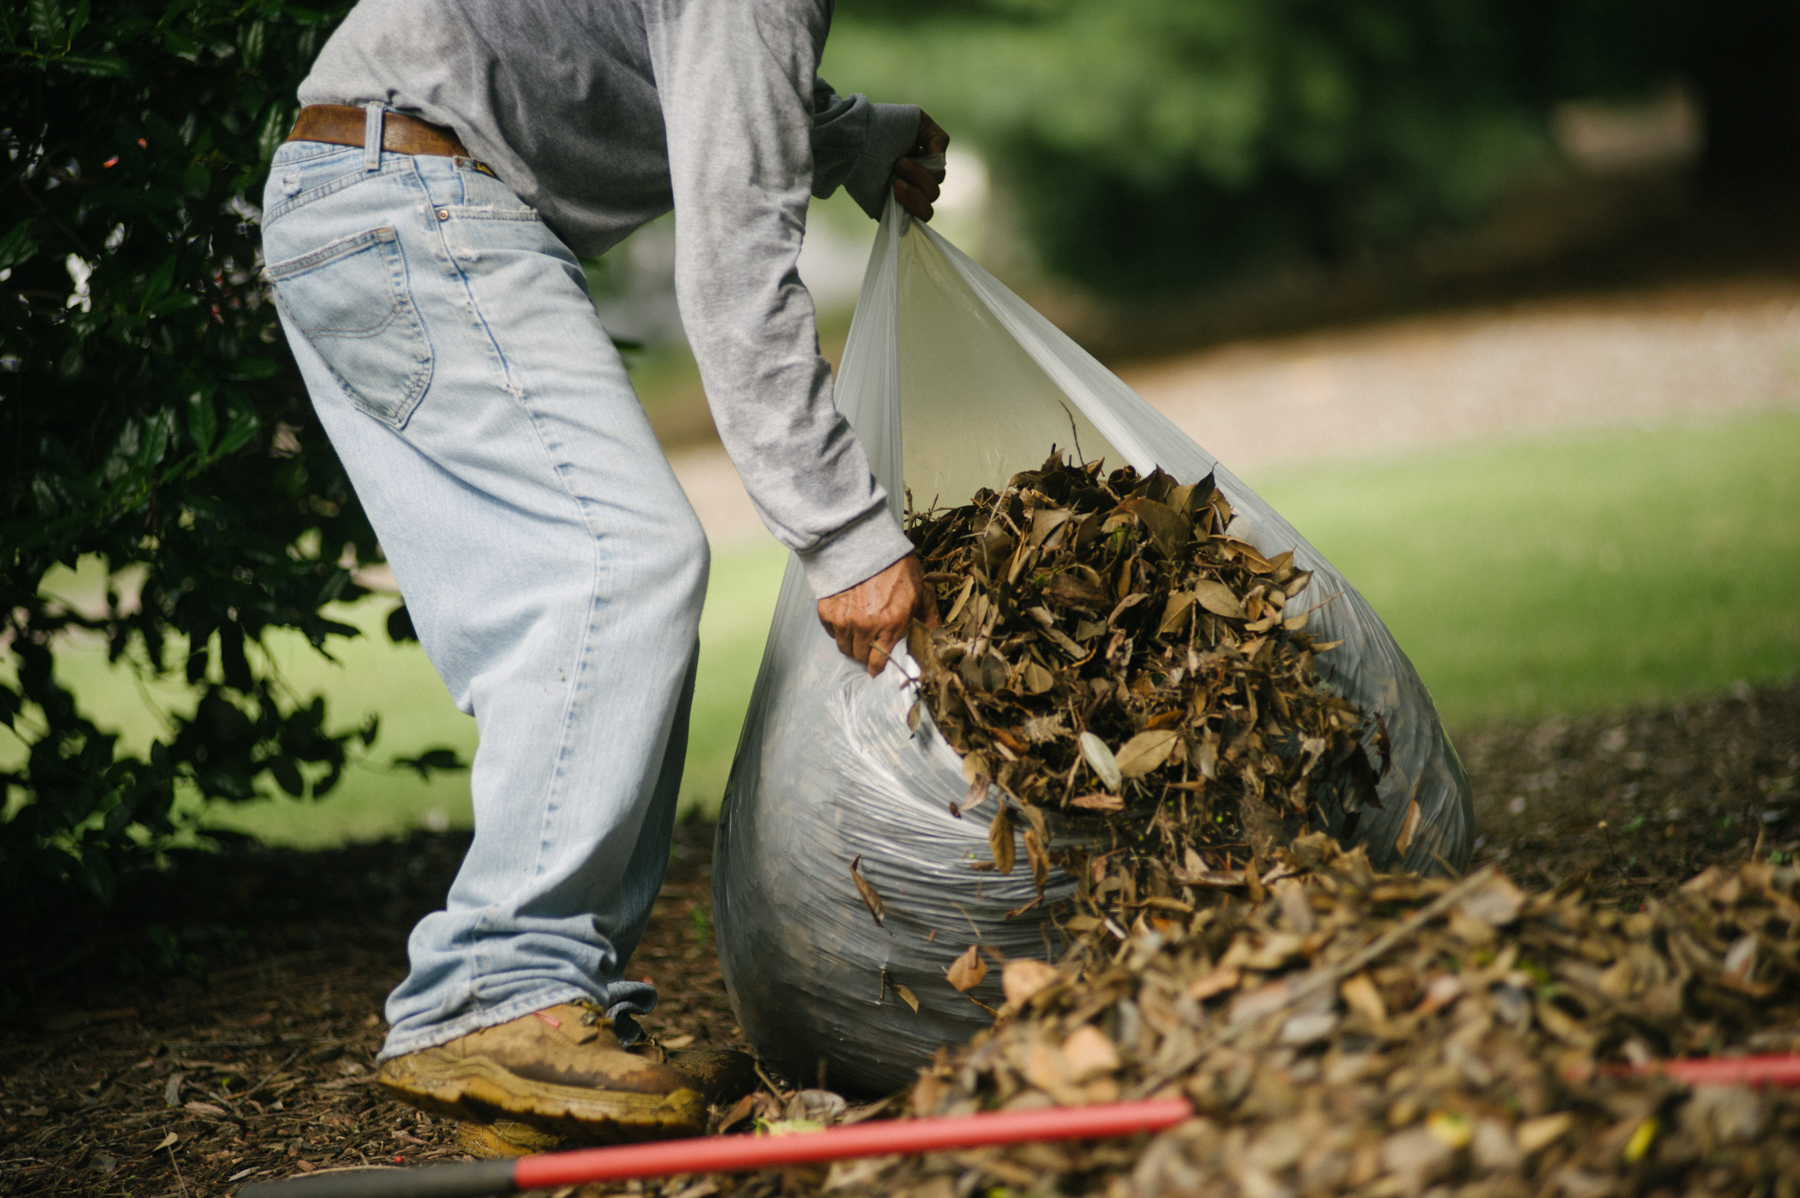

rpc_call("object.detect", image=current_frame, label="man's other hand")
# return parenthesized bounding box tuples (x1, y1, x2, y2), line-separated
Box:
(817, 553, 940, 677)
(893, 111, 949, 222)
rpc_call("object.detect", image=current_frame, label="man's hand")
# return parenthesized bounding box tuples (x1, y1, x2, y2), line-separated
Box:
(893, 111, 950, 222)
(817, 554, 940, 677)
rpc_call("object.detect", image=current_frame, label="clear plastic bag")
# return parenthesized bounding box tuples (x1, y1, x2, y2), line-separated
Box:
(712, 198, 1472, 1096)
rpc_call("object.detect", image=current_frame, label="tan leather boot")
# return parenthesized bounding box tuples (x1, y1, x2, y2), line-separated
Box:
(451, 1036, 762, 1159)
(378, 1003, 710, 1144)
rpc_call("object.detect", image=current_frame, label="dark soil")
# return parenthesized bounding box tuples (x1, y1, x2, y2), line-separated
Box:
(2, 679, 1795, 1198)
(1460, 677, 1800, 905)
(0, 816, 734, 1197)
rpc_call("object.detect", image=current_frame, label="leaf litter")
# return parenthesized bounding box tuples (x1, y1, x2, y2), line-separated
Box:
(840, 842, 1800, 1198)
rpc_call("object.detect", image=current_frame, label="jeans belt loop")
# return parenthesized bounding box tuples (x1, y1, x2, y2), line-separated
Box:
(363, 101, 385, 172)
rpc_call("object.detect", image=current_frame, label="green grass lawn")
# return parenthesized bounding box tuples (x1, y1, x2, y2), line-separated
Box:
(14, 407, 1797, 847)
(1245, 408, 1800, 729)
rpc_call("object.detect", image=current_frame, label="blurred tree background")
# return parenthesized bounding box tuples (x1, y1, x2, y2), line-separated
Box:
(825, 0, 1788, 295)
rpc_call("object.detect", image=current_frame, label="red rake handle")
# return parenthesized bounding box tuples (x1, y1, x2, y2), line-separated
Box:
(1594, 1055, 1800, 1088)
(237, 1098, 1193, 1198)
(518, 1097, 1193, 1189)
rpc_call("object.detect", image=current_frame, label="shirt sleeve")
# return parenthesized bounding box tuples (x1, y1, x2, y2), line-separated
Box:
(643, 0, 916, 598)
(810, 76, 920, 218)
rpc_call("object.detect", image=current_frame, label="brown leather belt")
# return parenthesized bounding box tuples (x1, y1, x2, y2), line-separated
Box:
(287, 104, 473, 159)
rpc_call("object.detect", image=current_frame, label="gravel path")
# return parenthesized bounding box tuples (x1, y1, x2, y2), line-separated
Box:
(671, 279, 1800, 549)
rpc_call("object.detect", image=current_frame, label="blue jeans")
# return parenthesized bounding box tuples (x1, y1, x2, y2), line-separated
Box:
(261, 133, 708, 1057)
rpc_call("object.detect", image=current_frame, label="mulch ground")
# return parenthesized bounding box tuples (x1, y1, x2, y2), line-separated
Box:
(2, 679, 1795, 1198)
(1460, 677, 1800, 903)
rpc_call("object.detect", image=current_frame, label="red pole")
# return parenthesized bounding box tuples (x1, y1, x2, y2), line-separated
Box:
(1594, 1055, 1800, 1088)
(514, 1098, 1193, 1191)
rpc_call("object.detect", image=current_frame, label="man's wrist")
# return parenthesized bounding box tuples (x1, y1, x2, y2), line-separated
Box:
(844, 102, 922, 218)
(798, 505, 916, 598)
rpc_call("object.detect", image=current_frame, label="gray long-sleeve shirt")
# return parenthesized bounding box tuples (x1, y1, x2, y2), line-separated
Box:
(299, 0, 919, 596)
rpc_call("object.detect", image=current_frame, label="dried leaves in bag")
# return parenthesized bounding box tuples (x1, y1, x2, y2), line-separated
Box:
(905, 449, 1382, 923)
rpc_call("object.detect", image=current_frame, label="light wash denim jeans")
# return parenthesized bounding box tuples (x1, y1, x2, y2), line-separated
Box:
(260, 126, 708, 1058)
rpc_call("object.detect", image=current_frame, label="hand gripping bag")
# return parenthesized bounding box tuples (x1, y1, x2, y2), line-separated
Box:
(712, 198, 1473, 1096)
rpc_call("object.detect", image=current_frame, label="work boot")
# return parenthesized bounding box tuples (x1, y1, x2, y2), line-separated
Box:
(443, 1029, 763, 1157)
(454, 1118, 565, 1159)
(378, 1002, 715, 1144)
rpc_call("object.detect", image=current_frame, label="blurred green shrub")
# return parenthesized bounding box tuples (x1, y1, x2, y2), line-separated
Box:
(0, 0, 418, 902)
(828, 0, 1706, 293)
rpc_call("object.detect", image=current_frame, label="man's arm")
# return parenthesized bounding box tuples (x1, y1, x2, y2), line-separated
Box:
(643, 0, 933, 669)
(810, 79, 948, 222)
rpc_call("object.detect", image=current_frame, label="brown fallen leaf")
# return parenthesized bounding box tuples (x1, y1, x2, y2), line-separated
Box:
(1001, 959, 1061, 1006)
(1071, 792, 1124, 812)
(1158, 591, 1196, 635)
(946, 945, 988, 992)
(1515, 1112, 1574, 1154)
(1115, 728, 1181, 778)
(1061, 1025, 1121, 1079)
(1394, 799, 1423, 856)
(849, 855, 886, 930)
(1024, 829, 1051, 892)
(1339, 972, 1388, 1026)
(988, 805, 1016, 874)
(1119, 497, 1192, 560)
(1192, 579, 1246, 619)
(1457, 872, 1526, 926)
(1186, 966, 1242, 1001)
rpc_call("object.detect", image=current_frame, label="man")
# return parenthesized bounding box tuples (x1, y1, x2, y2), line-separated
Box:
(260, 0, 942, 1146)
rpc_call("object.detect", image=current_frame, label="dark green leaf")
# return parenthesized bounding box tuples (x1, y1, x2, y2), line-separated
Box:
(214, 395, 262, 455)
(56, 53, 129, 76)
(27, 0, 65, 45)
(386, 604, 417, 643)
(0, 219, 40, 271)
(268, 755, 305, 796)
(185, 390, 218, 453)
(237, 18, 265, 67)
(225, 356, 280, 381)
(393, 748, 468, 779)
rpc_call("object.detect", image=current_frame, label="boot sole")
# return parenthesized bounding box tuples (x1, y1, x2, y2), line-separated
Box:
(454, 1119, 566, 1159)
(379, 1049, 707, 1143)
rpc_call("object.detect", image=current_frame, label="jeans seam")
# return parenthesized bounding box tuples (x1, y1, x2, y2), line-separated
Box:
(510, 411, 611, 886)
(426, 172, 615, 887)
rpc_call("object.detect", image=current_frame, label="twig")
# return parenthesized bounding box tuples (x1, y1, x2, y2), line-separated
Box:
(1131, 866, 1498, 1094)
(1058, 401, 1087, 468)
(247, 1048, 304, 1097)
(752, 1060, 787, 1099)
(166, 1142, 189, 1198)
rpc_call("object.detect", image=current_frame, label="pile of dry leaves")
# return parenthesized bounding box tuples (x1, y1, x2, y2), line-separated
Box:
(808, 841, 1800, 1198)
(903, 451, 1384, 907)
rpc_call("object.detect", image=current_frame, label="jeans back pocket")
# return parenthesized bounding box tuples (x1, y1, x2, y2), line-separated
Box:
(267, 227, 433, 429)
